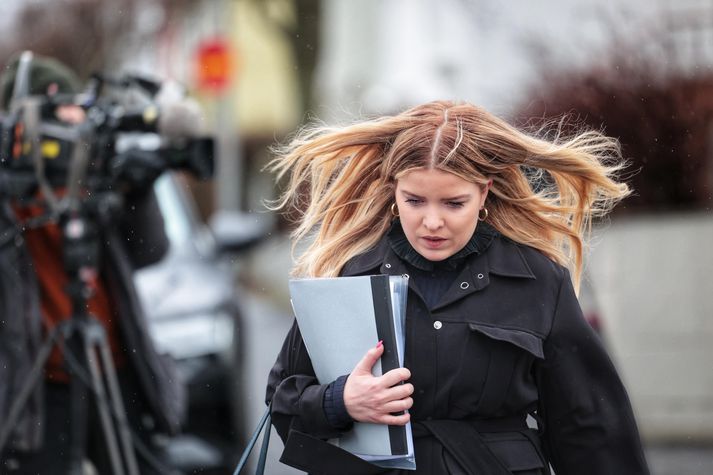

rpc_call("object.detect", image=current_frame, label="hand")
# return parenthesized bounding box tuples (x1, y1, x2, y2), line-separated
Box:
(343, 342, 414, 425)
(55, 105, 86, 124)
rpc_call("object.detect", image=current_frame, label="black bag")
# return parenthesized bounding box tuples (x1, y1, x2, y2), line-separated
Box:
(233, 403, 272, 475)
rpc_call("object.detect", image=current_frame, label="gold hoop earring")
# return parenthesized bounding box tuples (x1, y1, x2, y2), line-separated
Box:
(390, 203, 399, 217)
(478, 207, 489, 222)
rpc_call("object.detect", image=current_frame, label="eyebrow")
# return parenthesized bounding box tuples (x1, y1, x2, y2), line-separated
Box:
(400, 190, 471, 201)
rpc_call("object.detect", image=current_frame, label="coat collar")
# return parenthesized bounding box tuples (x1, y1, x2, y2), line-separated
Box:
(341, 227, 543, 357)
(387, 220, 497, 271)
(341, 226, 536, 282)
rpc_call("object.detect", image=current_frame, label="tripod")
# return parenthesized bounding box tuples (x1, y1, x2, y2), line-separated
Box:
(0, 194, 140, 475)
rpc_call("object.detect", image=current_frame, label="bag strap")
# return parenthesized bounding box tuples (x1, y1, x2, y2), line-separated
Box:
(233, 403, 272, 475)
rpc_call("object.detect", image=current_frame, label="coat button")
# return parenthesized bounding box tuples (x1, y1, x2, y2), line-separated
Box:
(433, 320, 442, 330)
(385, 263, 392, 268)
(402, 273, 409, 279)
(477, 273, 484, 279)
(460, 281, 469, 289)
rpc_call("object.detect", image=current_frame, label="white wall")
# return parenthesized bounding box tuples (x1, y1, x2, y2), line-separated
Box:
(589, 212, 713, 441)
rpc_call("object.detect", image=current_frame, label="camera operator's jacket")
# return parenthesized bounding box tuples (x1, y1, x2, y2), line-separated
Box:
(0, 190, 185, 451)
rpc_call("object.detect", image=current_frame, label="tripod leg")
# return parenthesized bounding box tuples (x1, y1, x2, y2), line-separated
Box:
(0, 325, 63, 454)
(67, 330, 91, 475)
(96, 342, 141, 475)
(85, 324, 140, 475)
(85, 343, 127, 475)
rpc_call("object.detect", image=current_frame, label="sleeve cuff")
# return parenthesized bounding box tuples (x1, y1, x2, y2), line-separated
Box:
(323, 374, 354, 429)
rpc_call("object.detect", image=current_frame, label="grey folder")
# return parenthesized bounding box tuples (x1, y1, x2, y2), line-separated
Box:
(288, 274, 416, 470)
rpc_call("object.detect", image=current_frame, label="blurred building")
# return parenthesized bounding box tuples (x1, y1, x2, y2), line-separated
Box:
(315, 0, 713, 118)
(118, 0, 301, 214)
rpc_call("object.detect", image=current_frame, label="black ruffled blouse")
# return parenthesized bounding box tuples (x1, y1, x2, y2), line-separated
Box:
(387, 220, 497, 309)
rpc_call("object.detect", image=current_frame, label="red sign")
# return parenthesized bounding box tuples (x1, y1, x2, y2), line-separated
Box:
(196, 39, 233, 93)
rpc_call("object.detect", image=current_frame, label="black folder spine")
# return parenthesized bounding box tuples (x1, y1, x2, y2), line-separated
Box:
(370, 275, 408, 456)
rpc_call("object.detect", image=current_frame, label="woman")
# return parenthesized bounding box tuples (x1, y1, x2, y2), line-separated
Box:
(265, 100, 650, 474)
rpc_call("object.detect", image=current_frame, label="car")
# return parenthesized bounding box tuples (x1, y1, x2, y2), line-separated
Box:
(133, 172, 270, 474)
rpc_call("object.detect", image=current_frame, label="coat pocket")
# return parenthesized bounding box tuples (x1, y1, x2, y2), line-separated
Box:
(463, 323, 544, 415)
(467, 323, 544, 359)
(482, 431, 547, 474)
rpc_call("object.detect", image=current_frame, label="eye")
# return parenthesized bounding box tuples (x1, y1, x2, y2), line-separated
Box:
(445, 201, 465, 208)
(405, 198, 423, 205)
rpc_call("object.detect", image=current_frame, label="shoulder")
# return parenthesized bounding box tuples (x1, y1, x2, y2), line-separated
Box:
(481, 234, 573, 338)
(340, 235, 390, 276)
(487, 233, 568, 286)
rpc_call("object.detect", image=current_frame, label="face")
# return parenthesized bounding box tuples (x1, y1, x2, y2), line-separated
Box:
(394, 168, 489, 262)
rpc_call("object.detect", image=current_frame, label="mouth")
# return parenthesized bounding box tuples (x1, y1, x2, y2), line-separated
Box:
(420, 236, 447, 249)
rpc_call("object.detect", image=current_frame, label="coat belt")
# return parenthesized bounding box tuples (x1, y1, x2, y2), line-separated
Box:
(280, 416, 532, 475)
(412, 417, 529, 475)
(411, 414, 528, 438)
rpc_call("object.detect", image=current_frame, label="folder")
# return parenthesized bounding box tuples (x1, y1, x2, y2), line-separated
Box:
(288, 274, 416, 470)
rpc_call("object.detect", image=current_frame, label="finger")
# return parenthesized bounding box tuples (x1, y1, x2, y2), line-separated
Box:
(380, 367, 411, 387)
(384, 383, 414, 401)
(381, 397, 413, 414)
(377, 412, 411, 426)
(352, 341, 385, 374)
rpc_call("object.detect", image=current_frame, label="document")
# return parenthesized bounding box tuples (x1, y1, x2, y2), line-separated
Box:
(288, 274, 416, 470)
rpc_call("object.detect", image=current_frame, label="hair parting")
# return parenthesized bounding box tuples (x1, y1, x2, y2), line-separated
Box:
(429, 108, 449, 167)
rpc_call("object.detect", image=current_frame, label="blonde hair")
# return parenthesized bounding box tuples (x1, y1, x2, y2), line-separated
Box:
(268, 100, 630, 291)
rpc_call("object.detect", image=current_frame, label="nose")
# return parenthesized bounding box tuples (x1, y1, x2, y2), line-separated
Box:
(422, 208, 444, 231)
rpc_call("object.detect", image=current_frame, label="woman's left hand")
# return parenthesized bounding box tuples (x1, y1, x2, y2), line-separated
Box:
(343, 342, 414, 425)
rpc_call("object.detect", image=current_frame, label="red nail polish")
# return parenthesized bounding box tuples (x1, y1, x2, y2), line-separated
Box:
(376, 340, 383, 348)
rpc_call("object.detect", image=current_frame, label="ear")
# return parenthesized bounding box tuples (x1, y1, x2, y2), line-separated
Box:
(480, 179, 492, 207)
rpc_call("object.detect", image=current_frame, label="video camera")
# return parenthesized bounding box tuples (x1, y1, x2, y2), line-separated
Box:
(0, 51, 214, 202)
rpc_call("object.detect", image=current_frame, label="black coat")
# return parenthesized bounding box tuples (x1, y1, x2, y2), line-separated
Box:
(266, 230, 650, 475)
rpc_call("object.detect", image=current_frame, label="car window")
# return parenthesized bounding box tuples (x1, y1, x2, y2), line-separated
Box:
(153, 173, 215, 258)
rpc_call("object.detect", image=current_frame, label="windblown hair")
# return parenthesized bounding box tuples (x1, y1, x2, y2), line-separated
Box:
(268, 100, 630, 291)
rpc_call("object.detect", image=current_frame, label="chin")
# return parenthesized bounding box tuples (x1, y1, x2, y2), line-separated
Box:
(417, 248, 452, 262)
